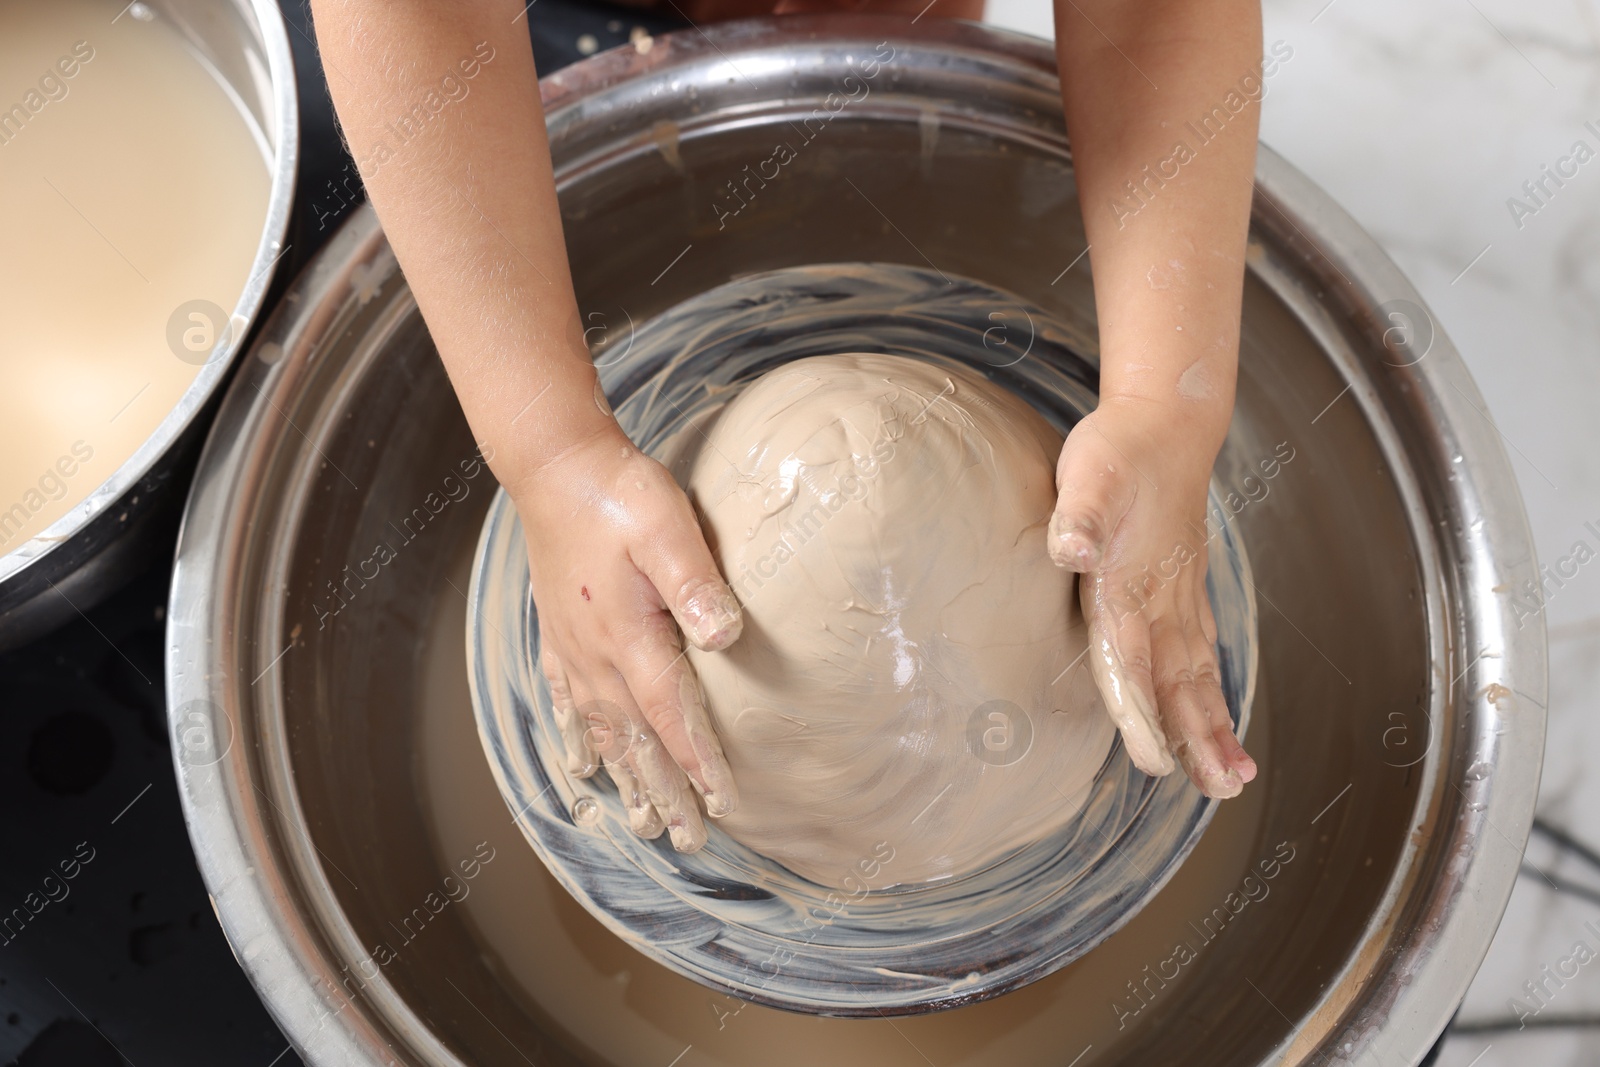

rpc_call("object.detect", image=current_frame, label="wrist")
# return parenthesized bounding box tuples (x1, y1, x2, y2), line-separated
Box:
(1097, 334, 1239, 440)
(495, 406, 629, 505)
(1092, 390, 1233, 462)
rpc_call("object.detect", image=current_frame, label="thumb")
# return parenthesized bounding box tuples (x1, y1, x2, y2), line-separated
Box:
(633, 496, 743, 652)
(1048, 419, 1139, 572)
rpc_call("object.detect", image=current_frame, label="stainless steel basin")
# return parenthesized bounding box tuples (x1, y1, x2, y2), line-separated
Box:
(166, 16, 1545, 1066)
(0, 0, 297, 649)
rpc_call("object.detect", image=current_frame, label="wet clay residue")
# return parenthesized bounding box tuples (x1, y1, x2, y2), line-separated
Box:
(680, 353, 1115, 888)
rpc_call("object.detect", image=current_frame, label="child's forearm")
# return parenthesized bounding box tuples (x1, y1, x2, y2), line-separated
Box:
(1054, 0, 1261, 454)
(310, 0, 605, 496)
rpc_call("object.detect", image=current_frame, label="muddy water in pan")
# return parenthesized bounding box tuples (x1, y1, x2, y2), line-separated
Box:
(0, 0, 271, 549)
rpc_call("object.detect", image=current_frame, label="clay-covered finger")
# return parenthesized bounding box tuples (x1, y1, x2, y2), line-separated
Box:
(572, 691, 634, 767)
(618, 622, 738, 817)
(1080, 572, 1174, 776)
(604, 756, 665, 839)
(617, 708, 708, 853)
(1151, 617, 1241, 798)
(1185, 620, 1257, 783)
(541, 637, 599, 778)
(574, 679, 666, 836)
(630, 490, 744, 652)
(587, 671, 707, 852)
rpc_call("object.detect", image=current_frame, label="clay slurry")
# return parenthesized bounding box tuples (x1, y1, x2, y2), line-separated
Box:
(0, 0, 270, 549)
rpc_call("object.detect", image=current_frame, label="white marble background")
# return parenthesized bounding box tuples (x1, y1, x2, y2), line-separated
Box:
(983, 1, 1600, 1062)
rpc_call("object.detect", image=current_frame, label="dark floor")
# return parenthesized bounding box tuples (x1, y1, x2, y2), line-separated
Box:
(0, 564, 298, 1066)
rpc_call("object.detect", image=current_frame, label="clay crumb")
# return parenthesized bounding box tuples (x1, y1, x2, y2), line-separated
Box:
(1481, 682, 1512, 707)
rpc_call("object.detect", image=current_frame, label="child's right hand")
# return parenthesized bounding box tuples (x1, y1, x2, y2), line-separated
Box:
(511, 424, 743, 853)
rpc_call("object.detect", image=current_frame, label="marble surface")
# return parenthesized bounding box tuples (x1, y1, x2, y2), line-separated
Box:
(985, 1, 1600, 1061)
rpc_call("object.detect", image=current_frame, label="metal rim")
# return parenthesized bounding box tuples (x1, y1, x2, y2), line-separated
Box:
(1244, 152, 1546, 1062)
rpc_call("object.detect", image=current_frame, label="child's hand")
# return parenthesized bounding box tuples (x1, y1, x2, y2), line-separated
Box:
(513, 426, 743, 852)
(1048, 397, 1257, 798)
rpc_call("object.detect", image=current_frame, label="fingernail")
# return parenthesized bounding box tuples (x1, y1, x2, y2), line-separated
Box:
(623, 795, 664, 838)
(1048, 513, 1101, 571)
(681, 579, 743, 650)
(668, 818, 707, 853)
(680, 678, 740, 815)
(1213, 767, 1244, 799)
(608, 761, 661, 838)
(690, 744, 738, 816)
(1176, 740, 1240, 799)
(629, 805, 665, 839)
(559, 717, 600, 778)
